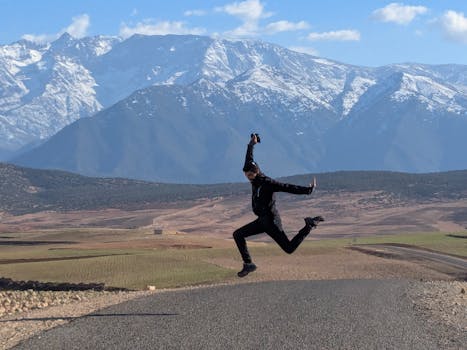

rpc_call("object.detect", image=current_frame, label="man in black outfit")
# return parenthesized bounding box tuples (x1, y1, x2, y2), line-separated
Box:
(233, 133, 324, 277)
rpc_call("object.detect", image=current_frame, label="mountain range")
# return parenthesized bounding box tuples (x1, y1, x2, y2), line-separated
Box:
(1, 33, 466, 183)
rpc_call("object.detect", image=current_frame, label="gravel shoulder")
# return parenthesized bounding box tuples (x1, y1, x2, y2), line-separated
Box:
(0, 290, 156, 350)
(408, 280, 466, 348)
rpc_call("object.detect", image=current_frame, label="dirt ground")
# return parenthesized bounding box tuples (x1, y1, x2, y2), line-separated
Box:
(1, 191, 467, 238)
(206, 247, 454, 282)
(0, 190, 465, 285)
(0, 244, 463, 350)
(1, 191, 466, 349)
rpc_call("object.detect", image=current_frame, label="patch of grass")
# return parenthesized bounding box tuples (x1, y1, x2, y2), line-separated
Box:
(342, 231, 467, 257)
(0, 247, 141, 260)
(0, 249, 234, 290)
(1, 231, 464, 290)
(244, 231, 467, 257)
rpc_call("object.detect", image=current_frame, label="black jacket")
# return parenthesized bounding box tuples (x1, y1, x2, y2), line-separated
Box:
(243, 143, 313, 217)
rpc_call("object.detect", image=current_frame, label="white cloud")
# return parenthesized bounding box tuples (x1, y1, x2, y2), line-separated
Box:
(225, 22, 260, 37)
(119, 20, 206, 38)
(289, 46, 319, 56)
(65, 14, 90, 38)
(216, 0, 308, 37)
(437, 10, 467, 44)
(216, 0, 272, 22)
(184, 9, 207, 17)
(216, 0, 273, 37)
(264, 21, 309, 34)
(22, 33, 56, 43)
(372, 3, 428, 25)
(22, 14, 91, 43)
(307, 30, 360, 41)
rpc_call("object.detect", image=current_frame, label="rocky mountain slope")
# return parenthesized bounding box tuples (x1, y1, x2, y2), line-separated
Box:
(1, 34, 466, 181)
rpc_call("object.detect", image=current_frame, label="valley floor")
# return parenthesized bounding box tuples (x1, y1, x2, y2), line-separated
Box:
(1, 260, 465, 349)
(0, 192, 466, 348)
(1, 191, 467, 238)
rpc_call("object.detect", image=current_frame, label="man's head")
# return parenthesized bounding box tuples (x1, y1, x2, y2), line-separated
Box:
(244, 170, 258, 181)
(243, 161, 260, 181)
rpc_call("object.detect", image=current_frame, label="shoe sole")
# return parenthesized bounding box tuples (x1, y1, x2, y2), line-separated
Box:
(237, 266, 257, 278)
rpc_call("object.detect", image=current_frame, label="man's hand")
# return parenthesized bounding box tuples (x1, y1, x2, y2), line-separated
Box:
(250, 133, 259, 145)
(309, 177, 317, 192)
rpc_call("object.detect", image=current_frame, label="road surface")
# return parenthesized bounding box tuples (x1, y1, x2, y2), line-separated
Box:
(13, 280, 447, 350)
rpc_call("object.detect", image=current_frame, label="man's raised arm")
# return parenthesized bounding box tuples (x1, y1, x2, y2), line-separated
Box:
(242, 134, 259, 171)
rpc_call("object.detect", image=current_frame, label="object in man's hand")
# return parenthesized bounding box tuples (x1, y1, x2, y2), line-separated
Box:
(250, 133, 261, 143)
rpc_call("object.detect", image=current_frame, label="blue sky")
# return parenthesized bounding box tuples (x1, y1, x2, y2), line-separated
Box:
(1, 0, 466, 67)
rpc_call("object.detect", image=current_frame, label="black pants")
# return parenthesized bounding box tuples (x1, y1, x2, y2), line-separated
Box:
(233, 215, 311, 263)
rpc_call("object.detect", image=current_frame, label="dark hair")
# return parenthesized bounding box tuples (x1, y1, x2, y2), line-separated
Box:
(243, 161, 260, 173)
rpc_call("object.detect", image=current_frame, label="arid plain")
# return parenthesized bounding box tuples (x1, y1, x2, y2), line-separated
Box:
(2, 190, 467, 236)
(1, 190, 466, 283)
(1, 190, 466, 349)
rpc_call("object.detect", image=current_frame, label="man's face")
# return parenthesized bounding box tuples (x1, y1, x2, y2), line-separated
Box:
(244, 171, 257, 181)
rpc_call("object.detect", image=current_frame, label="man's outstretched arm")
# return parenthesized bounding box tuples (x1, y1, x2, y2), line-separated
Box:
(269, 177, 317, 195)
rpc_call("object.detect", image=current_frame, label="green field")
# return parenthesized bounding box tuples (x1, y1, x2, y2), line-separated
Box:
(0, 231, 465, 290)
(0, 247, 235, 290)
(347, 231, 467, 257)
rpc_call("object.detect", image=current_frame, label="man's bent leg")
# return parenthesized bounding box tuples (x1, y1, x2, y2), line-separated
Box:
(288, 225, 312, 253)
(265, 217, 311, 254)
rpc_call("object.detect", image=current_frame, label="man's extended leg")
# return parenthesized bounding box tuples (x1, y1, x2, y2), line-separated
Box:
(233, 219, 264, 277)
(264, 216, 315, 254)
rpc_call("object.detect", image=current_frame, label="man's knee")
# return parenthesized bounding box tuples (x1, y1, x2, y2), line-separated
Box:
(233, 229, 242, 240)
(275, 241, 295, 254)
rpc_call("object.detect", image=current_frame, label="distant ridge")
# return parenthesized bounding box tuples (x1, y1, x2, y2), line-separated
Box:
(1, 163, 467, 215)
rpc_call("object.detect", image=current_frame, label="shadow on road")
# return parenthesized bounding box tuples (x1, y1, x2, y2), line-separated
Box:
(0, 313, 179, 322)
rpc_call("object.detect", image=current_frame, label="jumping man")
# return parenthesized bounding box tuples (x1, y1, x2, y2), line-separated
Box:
(233, 133, 324, 277)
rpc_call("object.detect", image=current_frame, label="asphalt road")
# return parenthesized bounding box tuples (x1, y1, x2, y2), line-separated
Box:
(367, 244, 467, 270)
(13, 280, 446, 350)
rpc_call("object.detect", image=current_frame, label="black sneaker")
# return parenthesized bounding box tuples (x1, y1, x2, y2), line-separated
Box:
(304, 216, 325, 228)
(237, 263, 257, 277)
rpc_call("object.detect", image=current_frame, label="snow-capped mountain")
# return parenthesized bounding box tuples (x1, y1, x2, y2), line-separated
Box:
(2, 33, 467, 182)
(0, 33, 120, 157)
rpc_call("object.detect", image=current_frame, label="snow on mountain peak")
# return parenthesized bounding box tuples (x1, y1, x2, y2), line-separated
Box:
(393, 73, 463, 113)
(0, 42, 46, 74)
(342, 76, 377, 116)
(0, 34, 466, 158)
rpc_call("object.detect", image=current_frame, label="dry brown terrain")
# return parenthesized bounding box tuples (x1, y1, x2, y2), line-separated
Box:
(1, 190, 465, 289)
(1, 190, 466, 349)
(0, 237, 464, 350)
(1, 191, 466, 238)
